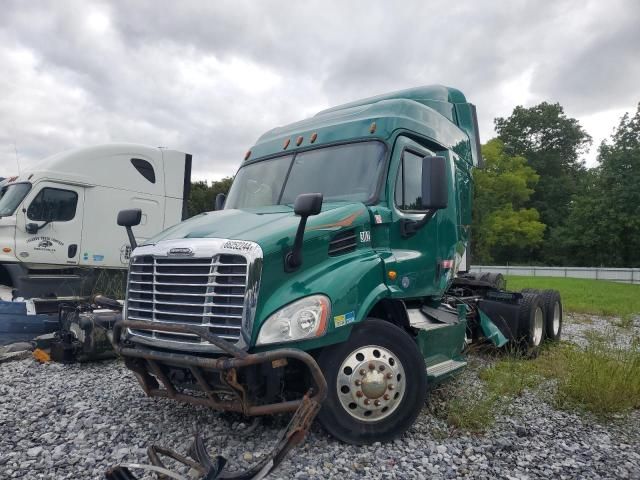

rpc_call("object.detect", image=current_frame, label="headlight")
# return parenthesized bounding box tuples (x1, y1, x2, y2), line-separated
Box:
(256, 295, 330, 346)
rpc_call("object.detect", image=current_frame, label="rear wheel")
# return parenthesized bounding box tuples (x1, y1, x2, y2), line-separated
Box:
(316, 319, 427, 444)
(520, 288, 562, 341)
(519, 293, 545, 353)
(540, 289, 562, 341)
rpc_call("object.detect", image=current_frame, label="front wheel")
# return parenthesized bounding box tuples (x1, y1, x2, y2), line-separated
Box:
(316, 319, 427, 445)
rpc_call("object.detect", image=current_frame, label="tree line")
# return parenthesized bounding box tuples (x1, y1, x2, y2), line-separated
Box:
(187, 101, 640, 268)
(474, 102, 640, 268)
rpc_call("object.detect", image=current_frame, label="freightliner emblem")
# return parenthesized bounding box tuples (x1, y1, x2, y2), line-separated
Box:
(168, 247, 194, 256)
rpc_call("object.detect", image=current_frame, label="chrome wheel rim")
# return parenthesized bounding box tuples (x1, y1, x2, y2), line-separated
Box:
(533, 307, 544, 346)
(553, 302, 561, 335)
(336, 345, 405, 422)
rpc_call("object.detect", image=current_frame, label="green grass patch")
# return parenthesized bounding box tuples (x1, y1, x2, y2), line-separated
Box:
(444, 392, 496, 432)
(506, 276, 640, 319)
(479, 357, 541, 397)
(480, 337, 640, 417)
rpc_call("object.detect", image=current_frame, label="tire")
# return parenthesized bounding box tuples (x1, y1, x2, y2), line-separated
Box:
(316, 319, 427, 444)
(539, 289, 562, 341)
(520, 288, 540, 294)
(518, 293, 545, 353)
(479, 272, 506, 290)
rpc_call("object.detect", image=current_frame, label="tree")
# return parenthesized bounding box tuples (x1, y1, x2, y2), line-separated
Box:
(472, 139, 546, 264)
(557, 104, 640, 267)
(494, 102, 591, 252)
(187, 177, 234, 217)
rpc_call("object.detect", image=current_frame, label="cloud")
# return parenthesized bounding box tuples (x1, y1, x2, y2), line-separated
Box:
(1, 0, 638, 178)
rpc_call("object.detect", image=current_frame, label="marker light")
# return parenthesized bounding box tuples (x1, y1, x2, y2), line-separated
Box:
(296, 136, 303, 146)
(310, 132, 318, 143)
(283, 138, 291, 149)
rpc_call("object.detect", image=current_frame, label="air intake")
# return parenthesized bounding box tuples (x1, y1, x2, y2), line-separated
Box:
(328, 229, 357, 256)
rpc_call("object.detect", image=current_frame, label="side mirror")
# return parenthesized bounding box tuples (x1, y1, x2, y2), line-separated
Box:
(294, 192, 323, 217)
(420, 156, 448, 210)
(401, 156, 448, 238)
(285, 193, 323, 272)
(215, 193, 226, 211)
(117, 209, 142, 227)
(117, 208, 142, 250)
(26, 223, 39, 235)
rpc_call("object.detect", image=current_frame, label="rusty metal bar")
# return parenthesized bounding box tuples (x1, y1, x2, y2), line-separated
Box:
(113, 319, 249, 358)
(112, 319, 328, 414)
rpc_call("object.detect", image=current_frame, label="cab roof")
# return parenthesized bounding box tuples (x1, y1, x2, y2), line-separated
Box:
(248, 85, 480, 166)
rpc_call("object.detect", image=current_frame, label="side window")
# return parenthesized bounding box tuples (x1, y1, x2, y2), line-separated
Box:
(27, 188, 78, 221)
(131, 158, 156, 183)
(395, 150, 426, 211)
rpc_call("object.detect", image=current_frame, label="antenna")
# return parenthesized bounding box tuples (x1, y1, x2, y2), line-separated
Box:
(13, 139, 21, 175)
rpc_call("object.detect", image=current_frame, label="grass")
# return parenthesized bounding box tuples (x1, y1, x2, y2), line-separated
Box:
(444, 392, 496, 432)
(506, 275, 640, 319)
(479, 337, 640, 418)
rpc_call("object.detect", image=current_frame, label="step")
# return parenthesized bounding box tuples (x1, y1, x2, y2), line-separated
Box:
(407, 309, 449, 331)
(426, 359, 467, 377)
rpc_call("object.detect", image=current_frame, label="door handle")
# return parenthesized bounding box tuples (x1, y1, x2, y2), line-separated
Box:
(68, 244, 78, 258)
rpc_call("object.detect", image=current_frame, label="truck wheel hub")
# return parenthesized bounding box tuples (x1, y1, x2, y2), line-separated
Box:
(337, 345, 405, 422)
(361, 370, 386, 398)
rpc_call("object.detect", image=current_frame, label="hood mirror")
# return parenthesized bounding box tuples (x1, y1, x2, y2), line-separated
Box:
(285, 193, 323, 272)
(215, 193, 226, 211)
(117, 208, 142, 250)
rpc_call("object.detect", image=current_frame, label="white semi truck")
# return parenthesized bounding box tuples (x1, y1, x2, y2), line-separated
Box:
(0, 144, 191, 300)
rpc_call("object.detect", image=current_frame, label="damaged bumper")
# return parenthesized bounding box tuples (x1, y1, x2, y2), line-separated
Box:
(109, 319, 327, 479)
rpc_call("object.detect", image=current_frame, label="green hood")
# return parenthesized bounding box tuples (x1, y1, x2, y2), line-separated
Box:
(145, 202, 370, 254)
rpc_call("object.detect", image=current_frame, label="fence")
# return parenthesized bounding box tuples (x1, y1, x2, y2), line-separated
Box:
(473, 266, 640, 284)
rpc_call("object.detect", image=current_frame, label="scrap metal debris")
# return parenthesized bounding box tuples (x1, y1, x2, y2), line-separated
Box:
(106, 392, 322, 479)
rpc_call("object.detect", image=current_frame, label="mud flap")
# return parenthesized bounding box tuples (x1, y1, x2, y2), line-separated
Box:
(478, 309, 508, 347)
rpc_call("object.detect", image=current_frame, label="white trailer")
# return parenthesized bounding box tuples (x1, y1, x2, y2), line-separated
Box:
(0, 144, 191, 299)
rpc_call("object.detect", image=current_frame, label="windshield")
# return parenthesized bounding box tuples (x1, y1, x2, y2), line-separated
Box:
(225, 141, 386, 209)
(0, 182, 31, 217)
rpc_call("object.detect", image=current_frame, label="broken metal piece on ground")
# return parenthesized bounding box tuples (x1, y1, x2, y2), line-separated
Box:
(106, 393, 321, 480)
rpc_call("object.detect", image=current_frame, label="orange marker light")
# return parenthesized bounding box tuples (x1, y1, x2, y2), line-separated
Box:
(310, 132, 318, 143)
(2, 247, 11, 253)
(388, 270, 397, 281)
(283, 138, 291, 149)
(296, 136, 303, 146)
(244, 150, 251, 160)
(369, 122, 377, 134)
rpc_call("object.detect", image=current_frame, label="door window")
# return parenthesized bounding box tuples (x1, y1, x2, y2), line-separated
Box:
(27, 188, 78, 222)
(395, 150, 426, 211)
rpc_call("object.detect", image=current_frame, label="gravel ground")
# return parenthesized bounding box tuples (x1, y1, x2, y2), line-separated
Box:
(1, 314, 639, 479)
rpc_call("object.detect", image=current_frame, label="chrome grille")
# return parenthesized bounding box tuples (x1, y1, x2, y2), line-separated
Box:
(126, 254, 248, 345)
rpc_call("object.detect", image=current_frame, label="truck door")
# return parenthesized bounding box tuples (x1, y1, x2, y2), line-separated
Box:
(387, 136, 442, 298)
(14, 183, 85, 266)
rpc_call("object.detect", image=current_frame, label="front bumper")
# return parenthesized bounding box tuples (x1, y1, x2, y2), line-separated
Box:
(112, 319, 327, 415)
(110, 318, 328, 479)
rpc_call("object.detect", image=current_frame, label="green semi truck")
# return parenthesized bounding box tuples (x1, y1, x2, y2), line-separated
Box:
(111, 85, 562, 473)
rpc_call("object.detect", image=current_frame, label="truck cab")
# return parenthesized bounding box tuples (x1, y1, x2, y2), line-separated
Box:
(0, 144, 191, 299)
(115, 86, 559, 446)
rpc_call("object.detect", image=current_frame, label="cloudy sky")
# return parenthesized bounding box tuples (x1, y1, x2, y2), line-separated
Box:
(1, 0, 639, 180)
